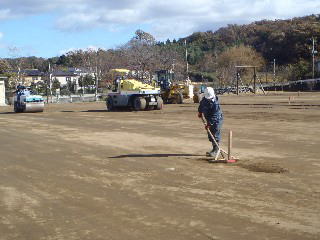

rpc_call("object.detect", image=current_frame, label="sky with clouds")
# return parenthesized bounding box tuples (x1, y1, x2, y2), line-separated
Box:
(0, 0, 319, 58)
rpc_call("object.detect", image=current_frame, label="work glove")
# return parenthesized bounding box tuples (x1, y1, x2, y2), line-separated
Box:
(197, 112, 202, 118)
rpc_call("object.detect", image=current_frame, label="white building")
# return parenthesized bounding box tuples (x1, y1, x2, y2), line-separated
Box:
(52, 70, 80, 86)
(52, 68, 95, 88)
(0, 77, 6, 106)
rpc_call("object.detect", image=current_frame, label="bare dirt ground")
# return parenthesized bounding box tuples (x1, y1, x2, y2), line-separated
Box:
(0, 92, 319, 240)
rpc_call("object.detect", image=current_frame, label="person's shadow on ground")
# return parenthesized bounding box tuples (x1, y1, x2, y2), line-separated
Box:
(109, 153, 202, 159)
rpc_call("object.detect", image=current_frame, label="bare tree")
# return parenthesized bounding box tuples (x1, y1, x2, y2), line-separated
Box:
(97, 49, 128, 87)
(120, 30, 157, 81)
(197, 52, 217, 73)
(7, 46, 26, 87)
(153, 44, 183, 72)
(216, 45, 265, 86)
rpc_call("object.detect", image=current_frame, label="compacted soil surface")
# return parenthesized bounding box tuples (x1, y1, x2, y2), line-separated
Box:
(0, 92, 319, 240)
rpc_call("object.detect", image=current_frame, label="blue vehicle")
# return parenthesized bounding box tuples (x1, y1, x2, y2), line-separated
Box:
(14, 85, 44, 113)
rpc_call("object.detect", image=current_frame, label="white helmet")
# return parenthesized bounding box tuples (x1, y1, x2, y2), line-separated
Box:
(204, 87, 215, 100)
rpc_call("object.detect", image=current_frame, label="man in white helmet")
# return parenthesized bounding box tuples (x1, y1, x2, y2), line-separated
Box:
(197, 87, 223, 157)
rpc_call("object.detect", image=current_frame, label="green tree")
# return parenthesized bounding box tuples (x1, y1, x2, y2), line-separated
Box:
(56, 55, 71, 66)
(188, 45, 204, 65)
(52, 78, 61, 91)
(79, 75, 95, 94)
(0, 59, 10, 73)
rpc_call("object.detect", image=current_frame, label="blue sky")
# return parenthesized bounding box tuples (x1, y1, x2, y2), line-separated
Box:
(0, 0, 319, 58)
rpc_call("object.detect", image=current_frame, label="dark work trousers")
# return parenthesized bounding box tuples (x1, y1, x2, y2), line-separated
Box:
(207, 118, 223, 145)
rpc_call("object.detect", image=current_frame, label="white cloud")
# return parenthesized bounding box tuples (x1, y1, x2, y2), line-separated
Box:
(87, 45, 106, 51)
(0, 0, 319, 39)
(0, 32, 5, 50)
(0, 9, 11, 20)
(59, 47, 77, 55)
(58, 45, 106, 55)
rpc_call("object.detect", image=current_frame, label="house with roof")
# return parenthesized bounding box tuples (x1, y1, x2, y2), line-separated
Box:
(21, 69, 44, 85)
(51, 68, 95, 92)
(0, 76, 6, 106)
(7, 69, 45, 86)
(52, 69, 79, 86)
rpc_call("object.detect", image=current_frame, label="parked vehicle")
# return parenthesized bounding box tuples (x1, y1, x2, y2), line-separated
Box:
(154, 70, 194, 104)
(106, 69, 163, 111)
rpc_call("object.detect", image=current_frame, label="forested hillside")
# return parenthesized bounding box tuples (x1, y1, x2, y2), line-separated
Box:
(180, 14, 320, 64)
(176, 14, 320, 81)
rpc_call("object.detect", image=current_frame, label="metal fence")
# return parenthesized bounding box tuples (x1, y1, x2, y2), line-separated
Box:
(214, 78, 320, 94)
(7, 93, 107, 105)
(46, 94, 104, 104)
(261, 78, 320, 91)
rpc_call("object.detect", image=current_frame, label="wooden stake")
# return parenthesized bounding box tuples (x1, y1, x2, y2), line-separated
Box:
(200, 115, 238, 162)
(228, 130, 232, 160)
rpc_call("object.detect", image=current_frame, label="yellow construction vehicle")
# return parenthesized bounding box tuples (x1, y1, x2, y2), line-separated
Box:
(154, 70, 194, 104)
(106, 69, 163, 111)
(192, 84, 207, 103)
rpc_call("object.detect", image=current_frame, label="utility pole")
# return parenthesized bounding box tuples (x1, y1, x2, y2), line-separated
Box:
(94, 50, 100, 101)
(265, 65, 268, 84)
(95, 66, 98, 101)
(272, 59, 276, 92)
(273, 59, 276, 79)
(95, 67, 101, 102)
(185, 40, 190, 82)
(253, 67, 257, 93)
(48, 62, 53, 103)
(312, 37, 317, 79)
(236, 71, 239, 95)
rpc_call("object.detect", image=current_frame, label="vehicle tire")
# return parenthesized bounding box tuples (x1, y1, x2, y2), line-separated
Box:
(161, 93, 169, 104)
(106, 97, 114, 111)
(175, 92, 183, 104)
(193, 93, 200, 103)
(22, 104, 26, 113)
(14, 101, 18, 113)
(133, 97, 146, 111)
(155, 96, 163, 110)
(14, 101, 21, 113)
(146, 105, 154, 111)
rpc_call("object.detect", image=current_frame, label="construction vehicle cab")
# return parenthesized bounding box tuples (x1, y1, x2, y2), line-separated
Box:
(106, 69, 163, 111)
(193, 84, 207, 103)
(154, 70, 184, 104)
(156, 70, 173, 91)
(13, 85, 44, 113)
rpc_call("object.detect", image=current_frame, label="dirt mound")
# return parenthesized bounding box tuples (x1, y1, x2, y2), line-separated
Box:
(237, 160, 288, 173)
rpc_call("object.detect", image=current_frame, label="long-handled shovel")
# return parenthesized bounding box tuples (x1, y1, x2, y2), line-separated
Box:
(200, 115, 237, 163)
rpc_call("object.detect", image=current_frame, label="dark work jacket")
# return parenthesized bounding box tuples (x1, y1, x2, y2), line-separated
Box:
(198, 96, 223, 125)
